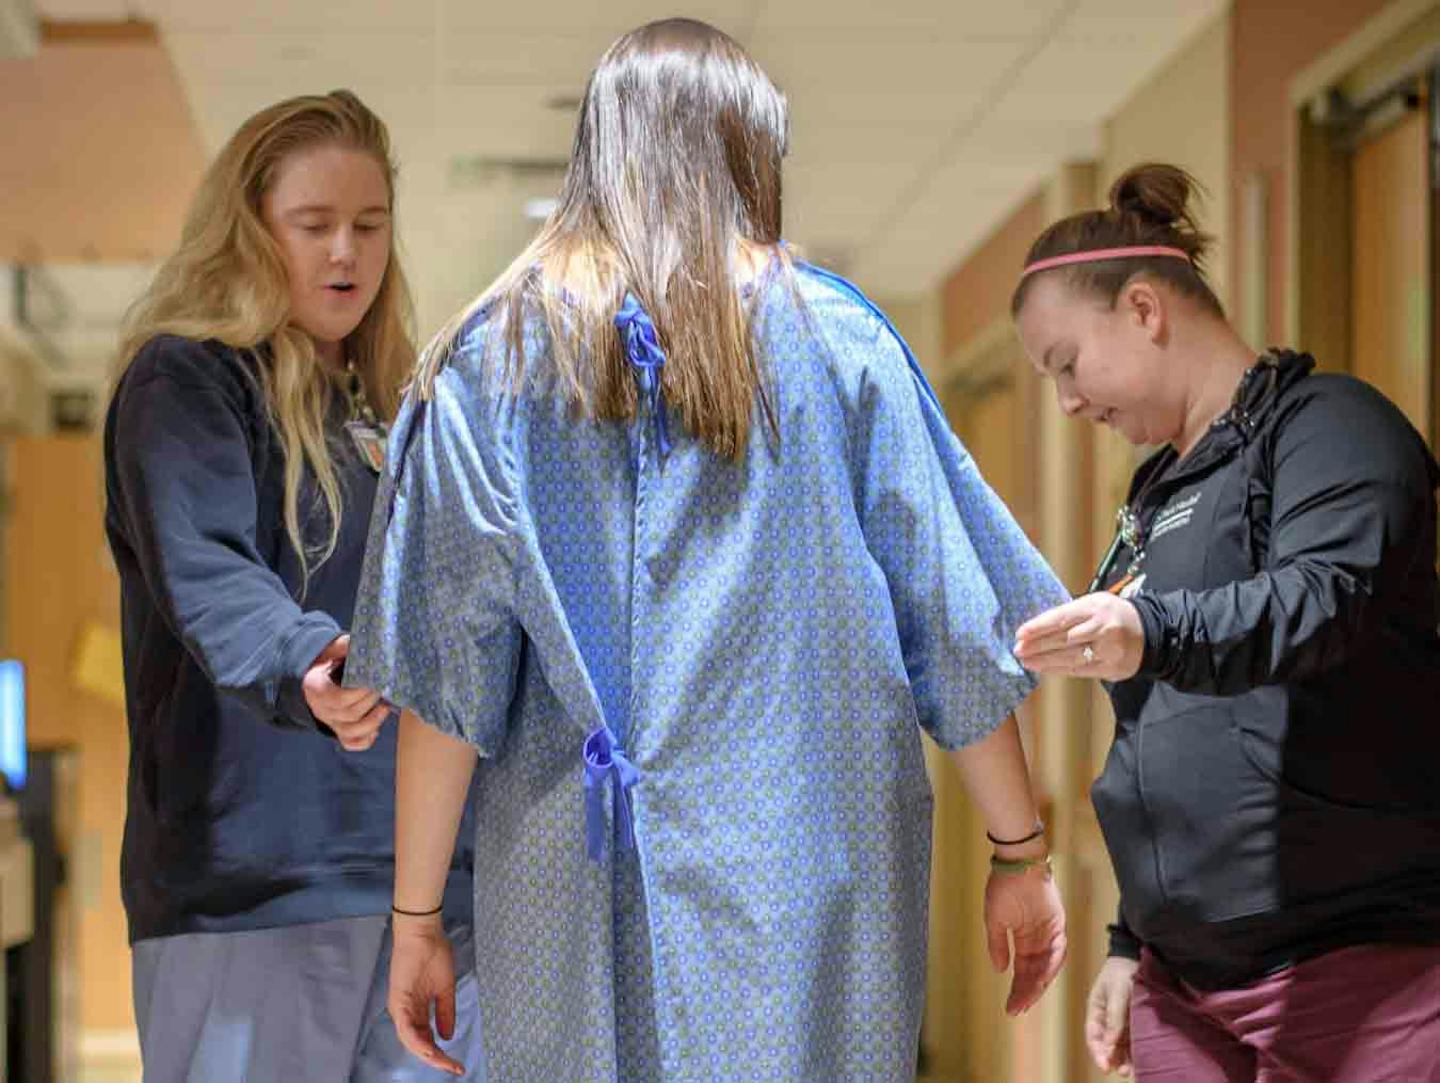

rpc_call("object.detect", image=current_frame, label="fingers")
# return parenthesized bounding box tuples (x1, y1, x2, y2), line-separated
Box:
(434, 984, 457, 1043)
(1015, 600, 1113, 675)
(1065, 616, 1105, 647)
(390, 992, 464, 1077)
(391, 994, 436, 1059)
(315, 634, 350, 664)
(334, 702, 396, 752)
(310, 678, 382, 715)
(1015, 600, 1093, 644)
(1115, 1044, 1134, 1078)
(1086, 978, 1117, 1070)
(1015, 616, 1105, 659)
(1085, 965, 1136, 1074)
(306, 676, 383, 727)
(1006, 927, 1067, 1015)
(1103, 973, 1130, 1046)
(1103, 970, 1133, 1075)
(1087, 1031, 1114, 1073)
(986, 919, 1011, 974)
(1015, 642, 1106, 675)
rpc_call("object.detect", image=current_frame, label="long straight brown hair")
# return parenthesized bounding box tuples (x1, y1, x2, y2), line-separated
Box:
(417, 18, 789, 458)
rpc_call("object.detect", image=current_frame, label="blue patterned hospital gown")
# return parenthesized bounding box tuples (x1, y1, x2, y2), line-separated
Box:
(347, 262, 1068, 1083)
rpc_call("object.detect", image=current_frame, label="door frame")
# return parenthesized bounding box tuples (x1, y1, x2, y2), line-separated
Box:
(1291, 0, 1440, 446)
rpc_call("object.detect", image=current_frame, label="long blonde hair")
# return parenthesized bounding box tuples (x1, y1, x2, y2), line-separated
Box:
(417, 18, 789, 459)
(116, 89, 415, 584)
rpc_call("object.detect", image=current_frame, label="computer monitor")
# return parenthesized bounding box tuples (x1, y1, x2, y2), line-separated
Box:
(0, 659, 25, 791)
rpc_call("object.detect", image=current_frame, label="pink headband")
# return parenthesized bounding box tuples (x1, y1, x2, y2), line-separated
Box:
(1021, 245, 1191, 278)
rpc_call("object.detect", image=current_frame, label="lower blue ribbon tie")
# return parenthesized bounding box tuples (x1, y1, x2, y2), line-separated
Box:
(582, 726, 640, 863)
(614, 293, 673, 458)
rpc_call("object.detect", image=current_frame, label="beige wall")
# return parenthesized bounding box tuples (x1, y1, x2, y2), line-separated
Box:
(1101, 10, 1233, 313)
(1231, 0, 1397, 343)
(0, 333, 49, 437)
(0, 22, 202, 263)
(874, 293, 943, 380)
(0, 20, 202, 1055)
(939, 193, 1048, 359)
(925, 14, 1237, 1083)
(3, 437, 132, 1040)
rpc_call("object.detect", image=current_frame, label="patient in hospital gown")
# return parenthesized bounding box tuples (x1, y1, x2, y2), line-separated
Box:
(348, 259, 1069, 1083)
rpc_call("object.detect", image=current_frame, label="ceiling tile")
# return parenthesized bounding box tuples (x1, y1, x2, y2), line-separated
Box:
(138, 0, 435, 31)
(132, 0, 1234, 306)
(752, 0, 1068, 38)
(438, 1, 747, 35)
(438, 29, 621, 87)
(163, 29, 440, 91)
(751, 33, 1028, 96)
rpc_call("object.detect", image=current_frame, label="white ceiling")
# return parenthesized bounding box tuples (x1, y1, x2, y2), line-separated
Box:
(33, 0, 1226, 340)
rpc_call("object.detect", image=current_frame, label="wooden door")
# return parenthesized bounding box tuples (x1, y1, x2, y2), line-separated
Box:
(1350, 101, 1432, 440)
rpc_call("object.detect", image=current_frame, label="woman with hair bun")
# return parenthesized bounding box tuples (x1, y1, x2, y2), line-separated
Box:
(1011, 162, 1440, 1081)
(105, 90, 483, 1080)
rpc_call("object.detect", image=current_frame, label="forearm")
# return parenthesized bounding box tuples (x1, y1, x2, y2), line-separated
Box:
(394, 709, 477, 912)
(1132, 560, 1370, 694)
(949, 711, 1043, 847)
(113, 376, 341, 714)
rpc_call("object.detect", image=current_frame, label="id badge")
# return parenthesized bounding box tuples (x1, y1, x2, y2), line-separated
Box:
(345, 419, 388, 473)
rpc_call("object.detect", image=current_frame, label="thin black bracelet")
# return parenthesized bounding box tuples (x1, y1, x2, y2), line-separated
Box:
(986, 821, 1045, 847)
(391, 902, 444, 917)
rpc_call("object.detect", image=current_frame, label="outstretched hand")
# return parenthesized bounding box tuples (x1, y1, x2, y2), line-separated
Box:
(1014, 593, 1145, 682)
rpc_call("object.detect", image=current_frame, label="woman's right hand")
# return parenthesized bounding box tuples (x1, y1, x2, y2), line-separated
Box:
(1085, 955, 1139, 1076)
(301, 635, 392, 751)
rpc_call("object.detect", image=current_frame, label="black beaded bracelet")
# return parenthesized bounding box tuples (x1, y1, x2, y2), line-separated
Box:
(391, 902, 443, 917)
(986, 821, 1045, 847)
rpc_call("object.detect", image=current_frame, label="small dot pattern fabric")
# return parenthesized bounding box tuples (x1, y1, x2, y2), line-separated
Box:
(347, 262, 1069, 1082)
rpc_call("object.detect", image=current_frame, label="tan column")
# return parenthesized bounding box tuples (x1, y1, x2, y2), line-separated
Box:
(1025, 161, 1107, 1083)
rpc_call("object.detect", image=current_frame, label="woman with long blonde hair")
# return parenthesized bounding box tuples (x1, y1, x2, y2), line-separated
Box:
(104, 89, 482, 1079)
(348, 20, 1067, 1080)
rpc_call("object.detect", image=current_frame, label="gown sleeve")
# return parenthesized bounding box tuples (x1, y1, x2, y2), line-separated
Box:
(346, 361, 524, 754)
(849, 305, 1070, 749)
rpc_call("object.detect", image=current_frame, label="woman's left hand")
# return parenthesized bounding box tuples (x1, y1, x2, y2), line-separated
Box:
(1014, 593, 1146, 681)
(985, 861, 1068, 1015)
(388, 916, 464, 1076)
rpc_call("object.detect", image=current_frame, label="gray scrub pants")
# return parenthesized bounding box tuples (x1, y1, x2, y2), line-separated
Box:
(132, 916, 484, 1082)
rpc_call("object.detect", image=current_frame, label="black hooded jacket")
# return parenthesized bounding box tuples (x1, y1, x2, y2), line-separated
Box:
(1095, 350, 1440, 989)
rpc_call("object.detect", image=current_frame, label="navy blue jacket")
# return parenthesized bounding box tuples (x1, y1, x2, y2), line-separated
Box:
(105, 335, 472, 942)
